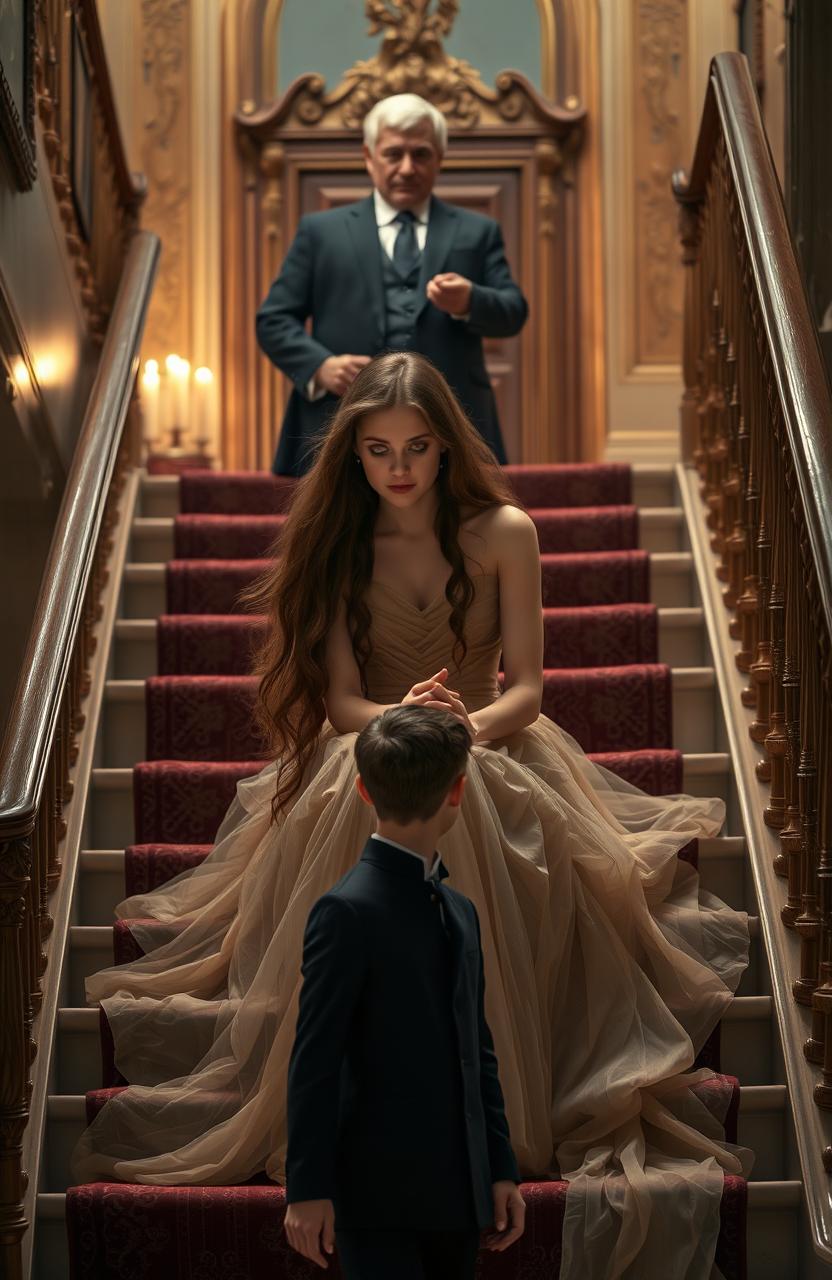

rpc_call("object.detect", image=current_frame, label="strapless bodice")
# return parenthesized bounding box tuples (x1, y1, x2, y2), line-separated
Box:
(363, 573, 502, 713)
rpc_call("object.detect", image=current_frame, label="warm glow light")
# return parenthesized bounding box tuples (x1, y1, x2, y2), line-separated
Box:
(194, 366, 213, 385)
(145, 358, 159, 377)
(34, 355, 58, 384)
(142, 366, 160, 389)
(165, 353, 183, 376)
(11, 358, 30, 391)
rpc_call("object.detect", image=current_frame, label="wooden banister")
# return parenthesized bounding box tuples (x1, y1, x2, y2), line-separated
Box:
(0, 230, 159, 1280)
(674, 51, 832, 1260)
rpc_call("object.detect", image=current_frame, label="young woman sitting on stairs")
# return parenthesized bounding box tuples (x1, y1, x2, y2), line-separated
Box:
(72, 351, 751, 1279)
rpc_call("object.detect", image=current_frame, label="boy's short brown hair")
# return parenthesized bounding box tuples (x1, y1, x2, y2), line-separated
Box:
(355, 705, 471, 822)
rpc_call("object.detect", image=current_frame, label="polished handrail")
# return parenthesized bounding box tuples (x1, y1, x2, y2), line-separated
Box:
(0, 229, 159, 1280)
(674, 51, 832, 1261)
(0, 232, 159, 832)
(674, 52, 832, 641)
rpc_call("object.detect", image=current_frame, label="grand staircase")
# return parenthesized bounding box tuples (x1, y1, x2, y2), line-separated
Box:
(31, 462, 814, 1278)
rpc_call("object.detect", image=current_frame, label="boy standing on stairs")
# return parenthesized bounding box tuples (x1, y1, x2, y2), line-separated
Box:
(284, 704, 525, 1278)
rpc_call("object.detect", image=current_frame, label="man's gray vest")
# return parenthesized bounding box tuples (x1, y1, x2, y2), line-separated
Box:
(381, 248, 421, 350)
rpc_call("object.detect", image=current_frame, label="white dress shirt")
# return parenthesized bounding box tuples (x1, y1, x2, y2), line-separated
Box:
(370, 832, 440, 881)
(373, 189, 431, 257)
(306, 190, 454, 400)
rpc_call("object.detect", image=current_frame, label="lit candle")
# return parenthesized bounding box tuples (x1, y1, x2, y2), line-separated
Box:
(141, 359, 160, 444)
(176, 358, 191, 433)
(164, 354, 181, 435)
(193, 366, 213, 449)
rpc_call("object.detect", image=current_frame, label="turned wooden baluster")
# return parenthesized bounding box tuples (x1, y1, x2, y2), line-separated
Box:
(703, 293, 725, 534)
(722, 371, 743, 611)
(750, 516, 773, 750)
(779, 503, 804, 894)
(738, 466, 760, 703)
(711, 326, 731, 566)
(678, 201, 703, 464)
(809, 685, 832, 1076)
(0, 835, 33, 1278)
(797, 735, 822, 1026)
(763, 500, 787, 820)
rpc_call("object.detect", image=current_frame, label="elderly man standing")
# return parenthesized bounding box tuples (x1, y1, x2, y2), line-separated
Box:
(256, 93, 528, 476)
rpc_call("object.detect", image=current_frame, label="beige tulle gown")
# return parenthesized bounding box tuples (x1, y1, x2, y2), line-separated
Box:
(73, 574, 751, 1279)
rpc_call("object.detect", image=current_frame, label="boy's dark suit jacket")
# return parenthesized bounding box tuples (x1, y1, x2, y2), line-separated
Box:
(285, 835, 520, 1232)
(256, 195, 528, 476)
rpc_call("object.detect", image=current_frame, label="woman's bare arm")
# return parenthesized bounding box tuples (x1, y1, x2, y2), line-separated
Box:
(323, 596, 393, 734)
(468, 506, 543, 744)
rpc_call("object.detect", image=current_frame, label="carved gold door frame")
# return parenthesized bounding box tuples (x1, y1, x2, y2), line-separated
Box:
(220, 0, 604, 470)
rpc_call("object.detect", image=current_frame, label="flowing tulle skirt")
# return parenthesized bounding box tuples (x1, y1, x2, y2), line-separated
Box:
(72, 715, 751, 1279)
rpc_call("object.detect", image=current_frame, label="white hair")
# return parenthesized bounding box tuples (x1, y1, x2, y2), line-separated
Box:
(363, 94, 447, 155)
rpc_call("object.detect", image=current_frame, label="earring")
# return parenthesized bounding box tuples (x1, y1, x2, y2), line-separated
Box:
(354, 455, 362, 465)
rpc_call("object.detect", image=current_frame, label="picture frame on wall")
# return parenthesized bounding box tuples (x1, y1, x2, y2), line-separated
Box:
(0, 0, 37, 190)
(71, 14, 93, 241)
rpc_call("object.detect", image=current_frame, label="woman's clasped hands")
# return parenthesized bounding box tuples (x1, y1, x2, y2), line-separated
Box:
(401, 667, 478, 744)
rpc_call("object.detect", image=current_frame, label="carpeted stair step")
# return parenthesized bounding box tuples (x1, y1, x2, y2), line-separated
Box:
(166, 559, 266, 614)
(132, 750, 685, 845)
(125, 843, 212, 895)
(163, 551, 653, 615)
(172, 506, 641, 559)
(155, 604, 660, 676)
(133, 761, 265, 844)
(64, 1175, 746, 1280)
(178, 463, 634, 516)
(539, 550, 651, 606)
(143, 666, 673, 761)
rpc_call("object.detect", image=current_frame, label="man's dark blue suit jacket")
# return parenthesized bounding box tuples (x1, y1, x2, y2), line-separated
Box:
(256, 195, 528, 476)
(285, 835, 520, 1231)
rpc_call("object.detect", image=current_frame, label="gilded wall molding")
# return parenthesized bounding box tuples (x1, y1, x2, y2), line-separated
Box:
(632, 0, 687, 367)
(33, 0, 143, 340)
(261, 0, 561, 106)
(243, 0, 579, 136)
(138, 0, 192, 362)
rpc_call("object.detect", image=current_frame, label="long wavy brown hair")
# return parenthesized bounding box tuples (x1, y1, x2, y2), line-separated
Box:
(246, 351, 515, 818)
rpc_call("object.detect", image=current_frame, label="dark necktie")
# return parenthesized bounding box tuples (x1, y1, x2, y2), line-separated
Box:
(393, 209, 420, 278)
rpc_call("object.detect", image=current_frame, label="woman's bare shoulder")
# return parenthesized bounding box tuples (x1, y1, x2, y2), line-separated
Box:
(460, 504, 538, 574)
(465, 503, 537, 543)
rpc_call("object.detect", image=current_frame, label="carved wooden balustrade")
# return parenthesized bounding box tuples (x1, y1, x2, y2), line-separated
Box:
(675, 54, 832, 1167)
(34, 0, 145, 340)
(0, 232, 159, 1280)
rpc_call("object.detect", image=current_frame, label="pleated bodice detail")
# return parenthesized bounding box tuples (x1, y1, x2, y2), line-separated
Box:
(363, 573, 501, 713)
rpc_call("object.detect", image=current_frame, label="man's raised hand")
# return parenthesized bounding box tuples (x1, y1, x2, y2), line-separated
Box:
(284, 1199, 336, 1270)
(315, 354, 372, 397)
(426, 272, 472, 317)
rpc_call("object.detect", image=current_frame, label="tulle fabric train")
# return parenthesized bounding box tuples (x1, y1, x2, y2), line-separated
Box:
(72, 576, 752, 1279)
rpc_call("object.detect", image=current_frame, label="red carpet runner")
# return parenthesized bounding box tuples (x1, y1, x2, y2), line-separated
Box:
(66, 464, 747, 1279)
